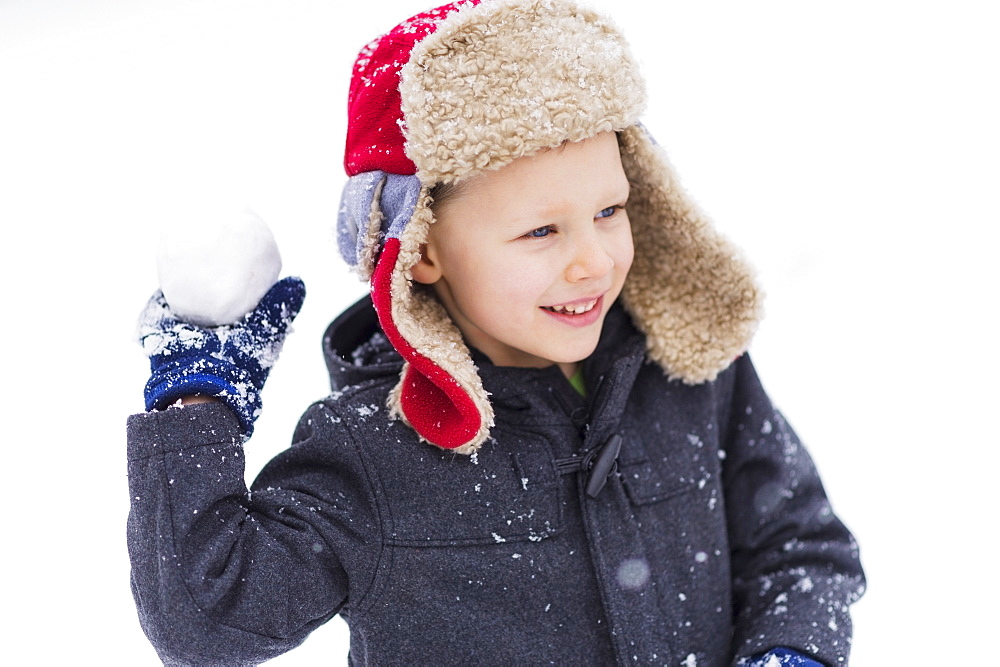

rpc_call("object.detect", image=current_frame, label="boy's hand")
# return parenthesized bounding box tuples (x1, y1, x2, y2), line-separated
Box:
(137, 276, 306, 438)
(740, 647, 824, 667)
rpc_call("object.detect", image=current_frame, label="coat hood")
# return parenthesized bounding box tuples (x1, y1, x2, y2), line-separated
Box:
(323, 295, 402, 394)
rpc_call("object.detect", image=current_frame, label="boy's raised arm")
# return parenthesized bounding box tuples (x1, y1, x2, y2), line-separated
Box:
(126, 279, 378, 663)
(126, 399, 381, 664)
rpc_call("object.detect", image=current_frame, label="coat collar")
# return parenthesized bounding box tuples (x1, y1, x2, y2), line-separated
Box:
(325, 295, 648, 452)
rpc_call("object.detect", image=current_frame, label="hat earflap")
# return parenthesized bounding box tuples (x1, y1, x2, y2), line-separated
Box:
(338, 173, 494, 452)
(619, 125, 763, 383)
(338, 171, 424, 280)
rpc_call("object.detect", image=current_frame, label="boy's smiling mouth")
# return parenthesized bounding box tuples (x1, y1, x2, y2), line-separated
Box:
(542, 298, 599, 315)
(540, 295, 606, 328)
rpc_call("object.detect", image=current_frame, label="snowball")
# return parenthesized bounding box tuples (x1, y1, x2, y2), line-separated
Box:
(157, 207, 281, 326)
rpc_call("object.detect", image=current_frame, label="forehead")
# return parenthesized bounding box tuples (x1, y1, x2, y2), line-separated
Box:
(433, 132, 629, 225)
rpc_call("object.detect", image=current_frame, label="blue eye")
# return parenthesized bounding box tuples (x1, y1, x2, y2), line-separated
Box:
(596, 206, 619, 219)
(525, 226, 553, 238)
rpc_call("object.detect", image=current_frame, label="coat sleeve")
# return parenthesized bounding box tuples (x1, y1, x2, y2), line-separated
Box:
(719, 356, 866, 665)
(126, 401, 382, 666)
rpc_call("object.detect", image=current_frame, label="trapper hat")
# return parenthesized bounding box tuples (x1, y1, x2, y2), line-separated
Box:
(337, 0, 762, 454)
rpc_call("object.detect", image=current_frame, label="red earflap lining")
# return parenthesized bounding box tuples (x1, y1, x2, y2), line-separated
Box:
(370, 238, 482, 449)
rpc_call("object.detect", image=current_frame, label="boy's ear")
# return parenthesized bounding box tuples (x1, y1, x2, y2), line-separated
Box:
(410, 243, 442, 285)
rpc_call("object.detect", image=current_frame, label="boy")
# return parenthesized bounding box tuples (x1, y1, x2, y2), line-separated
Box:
(130, 0, 865, 664)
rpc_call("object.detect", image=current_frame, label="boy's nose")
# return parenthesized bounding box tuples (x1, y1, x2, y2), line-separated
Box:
(565, 230, 614, 283)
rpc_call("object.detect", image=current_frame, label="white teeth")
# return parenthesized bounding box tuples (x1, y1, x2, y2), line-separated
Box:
(547, 299, 598, 314)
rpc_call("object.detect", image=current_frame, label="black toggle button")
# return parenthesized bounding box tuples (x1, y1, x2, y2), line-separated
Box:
(584, 434, 623, 498)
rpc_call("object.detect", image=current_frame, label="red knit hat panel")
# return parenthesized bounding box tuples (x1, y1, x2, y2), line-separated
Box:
(344, 0, 483, 177)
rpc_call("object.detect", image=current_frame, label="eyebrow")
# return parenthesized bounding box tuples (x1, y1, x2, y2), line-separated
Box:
(535, 182, 630, 220)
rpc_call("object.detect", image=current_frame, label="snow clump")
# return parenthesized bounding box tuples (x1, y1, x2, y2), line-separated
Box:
(157, 206, 282, 326)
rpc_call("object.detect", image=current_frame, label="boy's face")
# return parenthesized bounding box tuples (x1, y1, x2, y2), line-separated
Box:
(412, 131, 633, 377)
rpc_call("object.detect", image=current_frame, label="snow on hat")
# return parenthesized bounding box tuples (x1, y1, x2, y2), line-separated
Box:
(337, 0, 762, 454)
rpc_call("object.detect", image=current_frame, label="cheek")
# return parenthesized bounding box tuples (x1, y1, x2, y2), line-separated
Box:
(459, 254, 552, 312)
(611, 224, 635, 275)
(620, 236, 635, 273)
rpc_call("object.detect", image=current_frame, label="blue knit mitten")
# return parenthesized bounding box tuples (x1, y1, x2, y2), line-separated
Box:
(137, 276, 306, 438)
(740, 647, 824, 667)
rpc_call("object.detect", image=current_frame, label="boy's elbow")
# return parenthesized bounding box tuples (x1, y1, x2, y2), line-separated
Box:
(131, 575, 298, 666)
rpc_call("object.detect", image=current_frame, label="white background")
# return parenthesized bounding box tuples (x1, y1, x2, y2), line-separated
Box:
(2, 0, 997, 663)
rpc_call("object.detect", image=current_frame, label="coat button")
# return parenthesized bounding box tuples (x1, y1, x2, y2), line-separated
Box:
(585, 434, 623, 498)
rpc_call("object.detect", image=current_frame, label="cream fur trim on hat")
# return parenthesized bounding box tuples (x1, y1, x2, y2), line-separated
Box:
(400, 0, 646, 185)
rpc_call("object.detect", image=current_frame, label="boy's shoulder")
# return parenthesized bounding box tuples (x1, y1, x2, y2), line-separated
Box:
(312, 377, 395, 437)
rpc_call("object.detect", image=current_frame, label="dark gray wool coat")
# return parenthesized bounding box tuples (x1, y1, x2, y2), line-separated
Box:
(127, 297, 865, 666)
